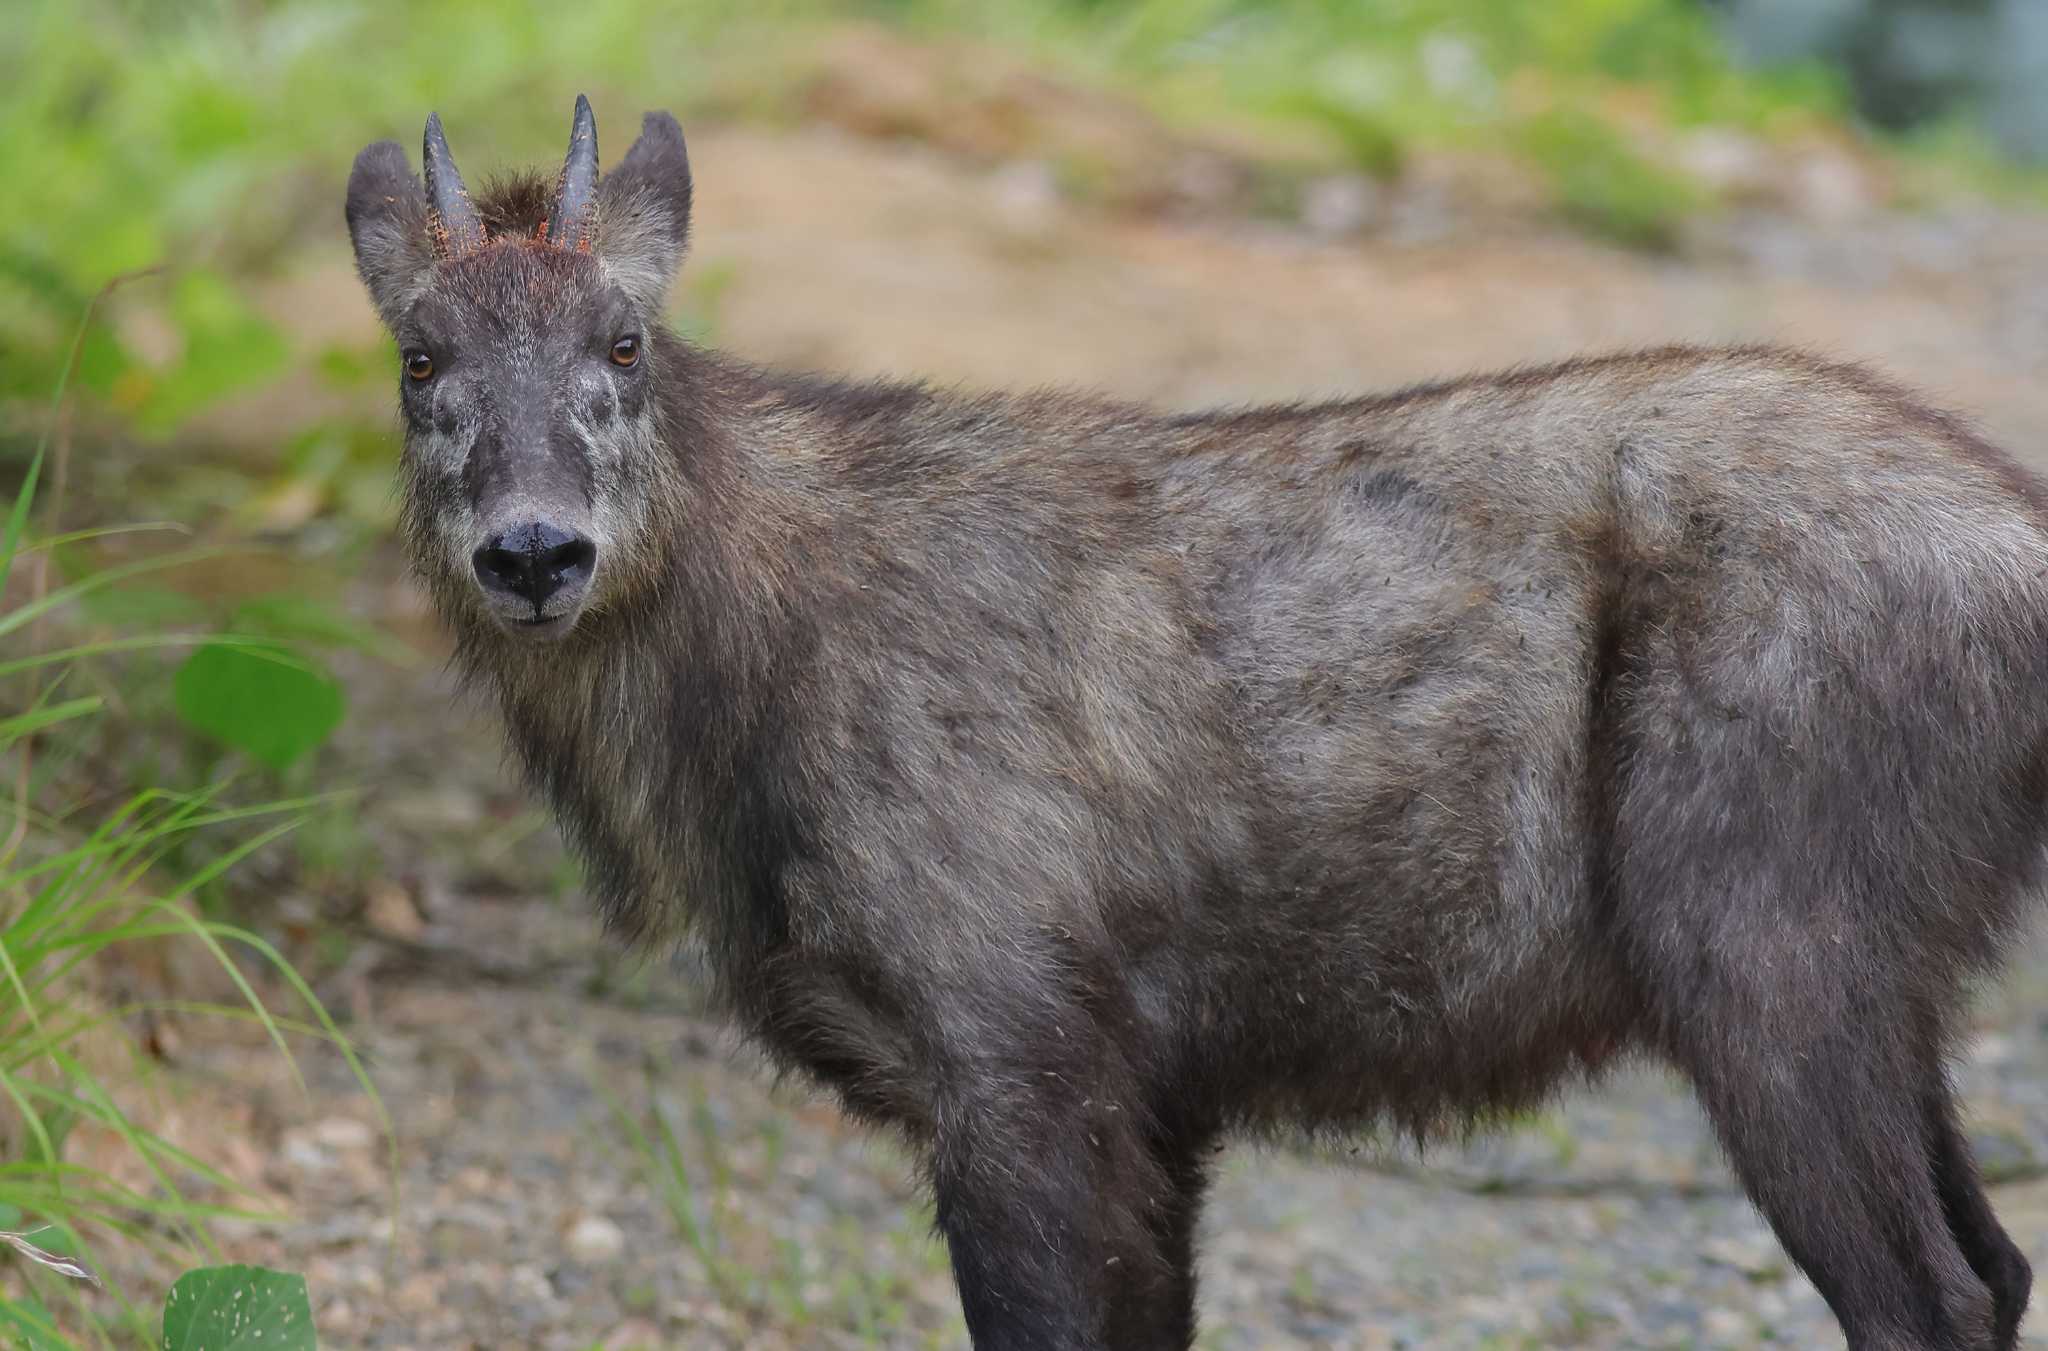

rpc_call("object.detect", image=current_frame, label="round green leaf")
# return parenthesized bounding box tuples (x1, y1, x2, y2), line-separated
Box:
(172, 641, 343, 771)
(161, 1265, 314, 1351)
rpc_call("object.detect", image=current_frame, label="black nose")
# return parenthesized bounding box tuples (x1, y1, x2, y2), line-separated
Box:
(472, 522, 597, 610)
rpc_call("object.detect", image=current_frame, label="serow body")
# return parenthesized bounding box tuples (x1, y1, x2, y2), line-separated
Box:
(348, 100, 2048, 1350)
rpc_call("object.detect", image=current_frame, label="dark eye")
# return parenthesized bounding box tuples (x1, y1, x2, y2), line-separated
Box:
(404, 350, 434, 381)
(610, 335, 640, 368)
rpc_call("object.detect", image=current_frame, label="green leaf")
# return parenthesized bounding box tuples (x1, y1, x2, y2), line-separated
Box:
(171, 643, 343, 772)
(0, 697, 105, 748)
(160, 1265, 315, 1351)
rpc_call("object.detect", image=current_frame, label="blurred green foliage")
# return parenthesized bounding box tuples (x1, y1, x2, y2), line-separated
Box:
(1518, 107, 1707, 248)
(1007, 0, 1847, 128)
(885, 0, 1856, 236)
(0, 0, 2014, 436)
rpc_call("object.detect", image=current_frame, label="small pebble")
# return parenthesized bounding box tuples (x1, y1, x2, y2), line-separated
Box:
(564, 1213, 626, 1264)
(311, 1116, 376, 1151)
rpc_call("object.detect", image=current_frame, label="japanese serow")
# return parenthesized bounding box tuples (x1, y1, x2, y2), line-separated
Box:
(347, 99, 2048, 1350)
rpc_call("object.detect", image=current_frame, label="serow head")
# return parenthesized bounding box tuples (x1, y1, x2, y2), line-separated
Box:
(344, 96, 693, 643)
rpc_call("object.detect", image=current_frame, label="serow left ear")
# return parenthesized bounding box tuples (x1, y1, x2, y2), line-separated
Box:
(593, 111, 694, 313)
(345, 140, 435, 332)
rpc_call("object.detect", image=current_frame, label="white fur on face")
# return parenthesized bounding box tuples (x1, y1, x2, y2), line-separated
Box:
(405, 375, 483, 586)
(578, 398, 664, 615)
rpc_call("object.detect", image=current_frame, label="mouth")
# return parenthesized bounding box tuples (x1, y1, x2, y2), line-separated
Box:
(497, 608, 582, 642)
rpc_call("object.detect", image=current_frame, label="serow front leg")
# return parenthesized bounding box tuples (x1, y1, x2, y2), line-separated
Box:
(930, 1071, 1207, 1351)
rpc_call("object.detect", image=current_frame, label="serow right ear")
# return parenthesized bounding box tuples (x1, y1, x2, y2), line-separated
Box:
(345, 140, 435, 331)
(594, 112, 694, 314)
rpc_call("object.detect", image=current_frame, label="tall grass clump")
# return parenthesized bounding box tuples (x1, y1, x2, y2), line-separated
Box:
(0, 287, 378, 1347)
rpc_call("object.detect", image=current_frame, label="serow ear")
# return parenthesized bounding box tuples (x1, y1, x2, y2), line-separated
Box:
(345, 140, 434, 331)
(595, 112, 693, 313)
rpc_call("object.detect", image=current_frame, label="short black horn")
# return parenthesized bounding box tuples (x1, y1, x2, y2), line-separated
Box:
(422, 113, 486, 258)
(547, 94, 599, 250)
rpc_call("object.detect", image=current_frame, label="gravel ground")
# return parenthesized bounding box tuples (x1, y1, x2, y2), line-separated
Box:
(117, 107, 2048, 1348)
(186, 870, 2048, 1350)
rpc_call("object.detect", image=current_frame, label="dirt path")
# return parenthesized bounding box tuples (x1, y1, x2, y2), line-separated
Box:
(181, 121, 2048, 1349)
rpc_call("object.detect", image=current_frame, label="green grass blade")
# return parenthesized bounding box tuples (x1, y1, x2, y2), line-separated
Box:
(0, 697, 104, 746)
(0, 546, 223, 641)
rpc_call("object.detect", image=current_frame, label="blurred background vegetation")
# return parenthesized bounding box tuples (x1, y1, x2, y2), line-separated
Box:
(5, 0, 2048, 1345)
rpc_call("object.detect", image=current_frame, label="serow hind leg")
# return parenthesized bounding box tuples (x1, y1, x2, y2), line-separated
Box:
(1657, 956, 2000, 1350)
(1921, 1065, 2032, 1349)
